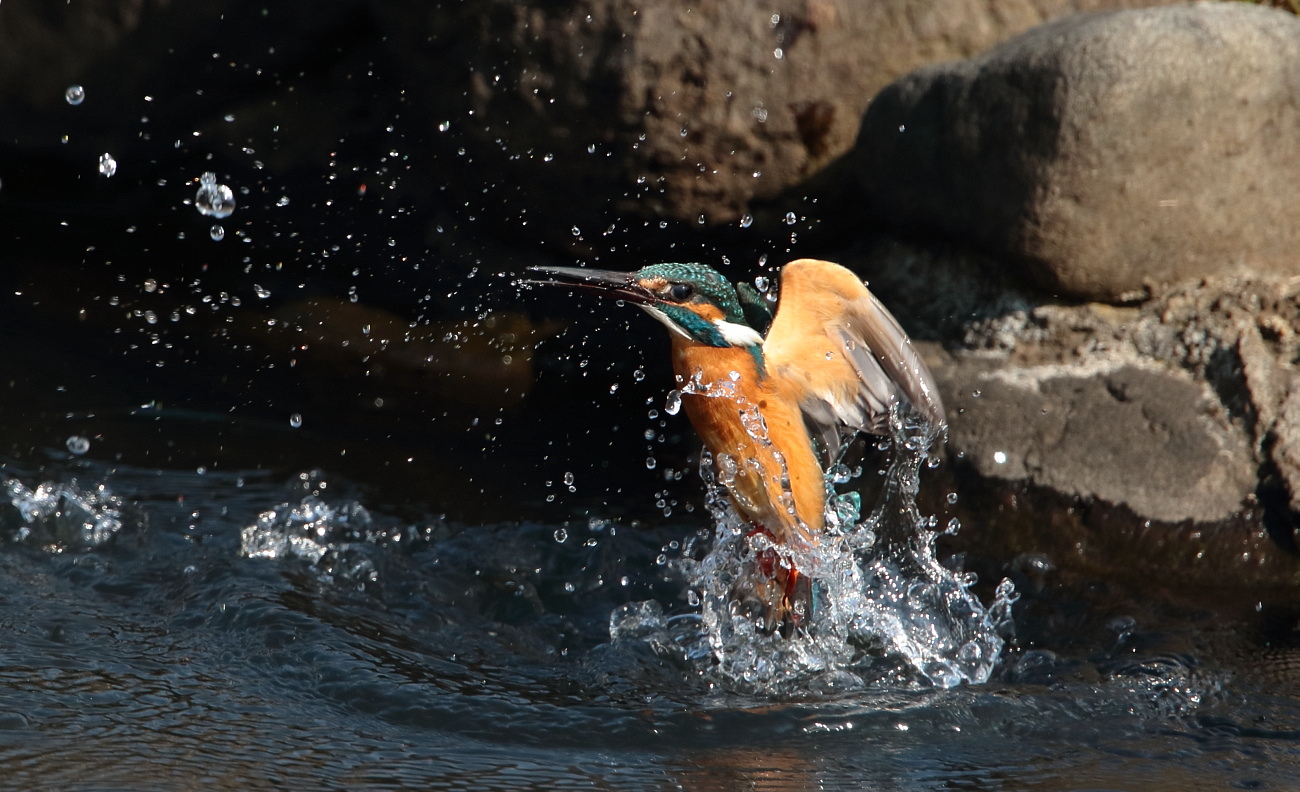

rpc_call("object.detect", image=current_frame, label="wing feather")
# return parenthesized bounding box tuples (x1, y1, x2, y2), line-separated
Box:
(763, 259, 946, 454)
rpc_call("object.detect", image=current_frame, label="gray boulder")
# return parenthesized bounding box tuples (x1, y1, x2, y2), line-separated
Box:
(856, 2, 1300, 301)
(848, 237, 1300, 529)
(936, 356, 1256, 524)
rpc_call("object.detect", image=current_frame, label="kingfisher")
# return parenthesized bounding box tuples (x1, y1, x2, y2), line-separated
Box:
(528, 258, 946, 632)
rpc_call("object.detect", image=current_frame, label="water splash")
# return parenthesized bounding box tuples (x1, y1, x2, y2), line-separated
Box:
(65, 435, 91, 455)
(2, 478, 123, 549)
(240, 495, 380, 588)
(611, 381, 1017, 694)
(194, 172, 236, 219)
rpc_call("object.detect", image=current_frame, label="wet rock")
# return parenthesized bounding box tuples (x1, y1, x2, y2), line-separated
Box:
(374, 0, 1177, 236)
(1277, 389, 1300, 514)
(263, 299, 559, 409)
(938, 357, 1255, 524)
(850, 237, 1300, 529)
(856, 3, 1300, 301)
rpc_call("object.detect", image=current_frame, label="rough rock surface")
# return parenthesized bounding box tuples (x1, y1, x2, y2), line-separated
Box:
(375, 0, 1178, 232)
(858, 232, 1300, 526)
(855, 2, 1300, 301)
(936, 357, 1255, 524)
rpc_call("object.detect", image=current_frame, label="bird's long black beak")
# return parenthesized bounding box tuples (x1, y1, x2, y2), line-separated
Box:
(523, 266, 656, 305)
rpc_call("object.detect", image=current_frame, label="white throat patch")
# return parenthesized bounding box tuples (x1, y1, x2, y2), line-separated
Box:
(715, 320, 763, 347)
(638, 305, 763, 348)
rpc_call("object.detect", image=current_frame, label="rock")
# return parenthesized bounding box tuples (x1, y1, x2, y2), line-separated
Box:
(855, 3, 1300, 301)
(938, 357, 1255, 524)
(845, 238, 1300, 528)
(1276, 386, 1300, 513)
(374, 0, 1178, 238)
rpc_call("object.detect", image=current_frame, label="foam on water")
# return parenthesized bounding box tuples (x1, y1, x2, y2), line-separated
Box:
(611, 379, 1017, 695)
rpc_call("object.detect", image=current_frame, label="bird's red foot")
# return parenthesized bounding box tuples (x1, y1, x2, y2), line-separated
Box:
(739, 526, 813, 637)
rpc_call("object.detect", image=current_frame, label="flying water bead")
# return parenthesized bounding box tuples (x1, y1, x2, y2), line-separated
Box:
(66, 436, 90, 455)
(98, 153, 117, 178)
(664, 389, 682, 416)
(195, 172, 236, 218)
(209, 224, 225, 241)
(65, 85, 85, 105)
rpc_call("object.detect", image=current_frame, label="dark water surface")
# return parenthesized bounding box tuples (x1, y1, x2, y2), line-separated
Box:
(1, 358, 1299, 790)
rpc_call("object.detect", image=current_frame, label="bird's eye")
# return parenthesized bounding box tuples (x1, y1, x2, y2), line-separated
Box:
(669, 283, 694, 301)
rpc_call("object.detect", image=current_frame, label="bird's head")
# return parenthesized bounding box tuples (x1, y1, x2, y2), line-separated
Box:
(527, 263, 772, 348)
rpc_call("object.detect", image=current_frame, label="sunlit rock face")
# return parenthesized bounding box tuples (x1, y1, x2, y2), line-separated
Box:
(942, 359, 1255, 525)
(372, 0, 1177, 236)
(855, 3, 1300, 301)
(851, 236, 1300, 550)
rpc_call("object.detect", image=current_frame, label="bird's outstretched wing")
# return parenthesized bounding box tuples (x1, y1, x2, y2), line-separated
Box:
(763, 259, 946, 458)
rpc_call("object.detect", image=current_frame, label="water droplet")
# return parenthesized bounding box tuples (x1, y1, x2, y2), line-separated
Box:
(784, 211, 797, 225)
(65, 436, 90, 455)
(739, 213, 753, 228)
(209, 224, 225, 241)
(563, 471, 574, 487)
(993, 450, 1007, 464)
(553, 527, 568, 543)
(276, 195, 290, 207)
(632, 368, 645, 382)
(97, 153, 117, 178)
(289, 413, 303, 428)
(946, 492, 958, 505)
(664, 389, 682, 415)
(65, 85, 85, 105)
(686, 589, 700, 606)
(254, 284, 271, 299)
(571, 225, 581, 237)
(194, 172, 236, 219)
(645, 456, 657, 470)
(438, 120, 451, 132)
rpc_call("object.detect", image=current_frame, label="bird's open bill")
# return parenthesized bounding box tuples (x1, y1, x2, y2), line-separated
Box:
(524, 266, 657, 306)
